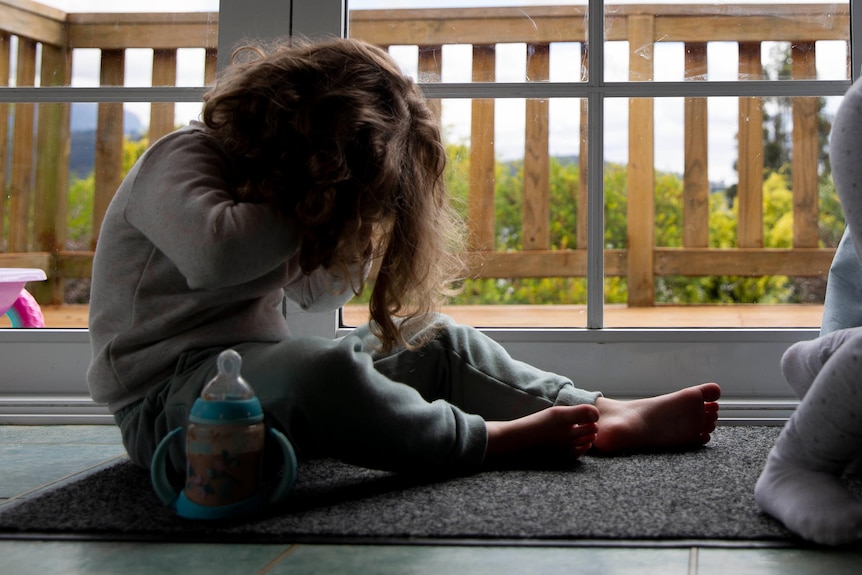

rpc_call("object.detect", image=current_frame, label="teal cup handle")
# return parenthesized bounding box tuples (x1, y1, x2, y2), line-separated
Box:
(267, 427, 299, 503)
(150, 426, 298, 517)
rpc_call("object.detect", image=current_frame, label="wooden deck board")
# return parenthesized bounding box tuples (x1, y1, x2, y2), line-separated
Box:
(342, 304, 824, 329)
(1, 303, 823, 330)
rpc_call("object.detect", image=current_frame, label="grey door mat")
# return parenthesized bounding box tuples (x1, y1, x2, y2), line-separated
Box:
(1, 426, 853, 545)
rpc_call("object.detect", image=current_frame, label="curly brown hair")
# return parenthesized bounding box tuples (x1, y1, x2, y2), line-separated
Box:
(201, 37, 464, 351)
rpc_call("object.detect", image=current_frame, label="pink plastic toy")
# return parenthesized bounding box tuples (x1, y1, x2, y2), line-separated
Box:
(0, 268, 47, 328)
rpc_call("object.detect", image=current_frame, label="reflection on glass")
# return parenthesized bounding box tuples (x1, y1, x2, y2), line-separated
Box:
(2, 1, 851, 330)
(0, 100, 203, 329)
(604, 95, 841, 328)
(349, 1, 848, 84)
(349, 1, 589, 83)
(1, 1, 218, 89)
(606, 1, 849, 83)
(1, 1, 217, 329)
(342, 97, 591, 329)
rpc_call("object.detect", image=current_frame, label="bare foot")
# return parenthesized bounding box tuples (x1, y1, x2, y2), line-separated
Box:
(485, 404, 599, 462)
(591, 383, 721, 453)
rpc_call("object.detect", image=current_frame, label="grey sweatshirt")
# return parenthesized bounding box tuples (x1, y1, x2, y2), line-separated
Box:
(87, 123, 360, 412)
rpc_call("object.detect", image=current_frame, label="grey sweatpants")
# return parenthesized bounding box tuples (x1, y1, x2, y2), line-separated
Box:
(116, 314, 600, 476)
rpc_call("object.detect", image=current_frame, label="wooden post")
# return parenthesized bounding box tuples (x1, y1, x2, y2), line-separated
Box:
(737, 42, 764, 248)
(92, 49, 125, 250)
(683, 42, 709, 248)
(8, 38, 37, 253)
(149, 49, 178, 143)
(523, 43, 550, 251)
(0, 31, 9, 248)
(418, 44, 442, 123)
(468, 45, 496, 251)
(578, 43, 588, 251)
(205, 48, 218, 85)
(33, 43, 72, 304)
(627, 15, 655, 306)
(791, 41, 819, 248)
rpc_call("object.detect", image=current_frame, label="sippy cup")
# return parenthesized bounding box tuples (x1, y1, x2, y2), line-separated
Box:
(150, 349, 297, 519)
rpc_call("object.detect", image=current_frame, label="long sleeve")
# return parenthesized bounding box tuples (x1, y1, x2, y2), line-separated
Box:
(124, 128, 300, 290)
(88, 124, 297, 412)
(283, 256, 372, 312)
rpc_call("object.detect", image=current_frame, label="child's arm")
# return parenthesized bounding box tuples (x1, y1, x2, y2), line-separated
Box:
(283, 256, 372, 312)
(125, 129, 300, 289)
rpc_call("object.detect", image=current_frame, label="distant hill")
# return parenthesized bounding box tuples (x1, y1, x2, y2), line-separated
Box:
(69, 103, 144, 178)
(70, 102, 143, 135)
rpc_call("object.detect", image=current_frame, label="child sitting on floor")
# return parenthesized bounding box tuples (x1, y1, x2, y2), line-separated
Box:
(86, 37, 720, 482)
(755, 77, 862, 546)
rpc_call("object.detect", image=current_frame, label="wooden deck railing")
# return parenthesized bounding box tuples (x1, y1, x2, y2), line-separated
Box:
(0, 0, 849, 308)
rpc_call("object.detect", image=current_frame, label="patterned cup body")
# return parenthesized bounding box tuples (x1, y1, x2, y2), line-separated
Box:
(183, 421, 265, 507)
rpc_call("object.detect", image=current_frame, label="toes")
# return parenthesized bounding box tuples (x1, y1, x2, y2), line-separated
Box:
(571, 444, 592, 459)
(571, 424, 598, 441)
(548, 405, 599, 426)
(700, 382, 722, 402)
(575, 404, 600, 424)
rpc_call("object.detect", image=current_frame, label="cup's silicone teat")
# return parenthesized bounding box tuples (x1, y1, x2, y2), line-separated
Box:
(191, 349, 262, 424)
(202, 349, 254, 401)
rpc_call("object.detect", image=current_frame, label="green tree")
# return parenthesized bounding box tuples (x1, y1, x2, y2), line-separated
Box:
(66, 137, 148, 248)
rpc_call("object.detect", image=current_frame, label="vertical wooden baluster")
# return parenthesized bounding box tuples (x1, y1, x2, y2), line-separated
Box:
(204, 47, 218, 85)
(0, 32, 9, 249)
(737, 42, 764, 248)
(578, 42, 588, 251)
(469, 45, 496, 252)
(523, 42, 550, 251)
(791, 41, 819, 248)
(92, 49, 125, 250)
(418, 44, 442, 123)
(627, 15, 655, 306)
(33, 42, 72, 304)
(683, 42, 709, 248)
(9, 38, 37, 253)
(149, 49, 178, 143)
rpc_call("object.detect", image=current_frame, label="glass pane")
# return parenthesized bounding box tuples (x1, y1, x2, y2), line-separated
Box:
(349, 1, 588, 84)
(0, 99, 204, 329)
(1, 0, 216, 329)
(603, 95, 841, 328)
(2, 1, 218, 88)
(340, 96, 591, 329)
(608, 0, 850, 83)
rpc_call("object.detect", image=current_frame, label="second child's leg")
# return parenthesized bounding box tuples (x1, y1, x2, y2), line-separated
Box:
(755, 330, 862, 546)
(778, 328, 862, 476)
(780, 326, 862, 400)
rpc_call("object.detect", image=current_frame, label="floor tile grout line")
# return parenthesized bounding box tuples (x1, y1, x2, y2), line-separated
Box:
(0, 454, 127, 507)
(255, 544, 300, 574)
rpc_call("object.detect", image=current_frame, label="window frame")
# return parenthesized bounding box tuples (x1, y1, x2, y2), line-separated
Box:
(1, 0, 854, 423)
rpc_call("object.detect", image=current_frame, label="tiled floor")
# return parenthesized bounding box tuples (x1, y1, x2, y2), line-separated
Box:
(2, 426, 862, 574)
